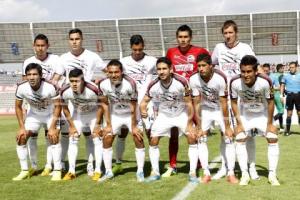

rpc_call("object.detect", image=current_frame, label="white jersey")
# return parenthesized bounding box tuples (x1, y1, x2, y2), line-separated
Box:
(121, 55, 157, 102)
(23, 54, 64, 81)
(15, 79, 59, 116)
(61, 82, 99, 115)
(212, 42, 255, 79)
(99, 75, 137, 115)
(189, 69, 228, 110)
(60, 49, 105, 82)
(230, 74, 273, 116)
(147, 74, 190, 117)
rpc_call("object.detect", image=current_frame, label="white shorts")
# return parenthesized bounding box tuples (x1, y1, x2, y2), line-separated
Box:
(111, 114, 132, 135)
(25, 112, 55, 133)
(201, 109, 225, 132)
(151, 111, 188, 137)
(241, 114, 268, 135)
(73, 112, 97, 135)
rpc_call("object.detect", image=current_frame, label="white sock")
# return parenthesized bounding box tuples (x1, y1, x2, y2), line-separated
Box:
(103, 147, 113, 174)
(268, 143, 279, 175)
(220, 139, 227, 171)
(52, 143, 62, 171)
(45, 137, 52, 169)
(68, 137, 79, 174)
(225, 143, 236, 175)
(246, 136, 256, 170)
(17, 145, 28, 171)
(189, 144, 198, 175)
(149, 146, 160, 175)
(236, 142, 248, 173)
(197, 142, 209, 175)
(116, 137, 126, 163)
(135, 148, 145, 173)
(60, 134, 69, 163)
(85, 135, 94, 166)
(93, 137, 103, 173)
(27, 136, 38, 169)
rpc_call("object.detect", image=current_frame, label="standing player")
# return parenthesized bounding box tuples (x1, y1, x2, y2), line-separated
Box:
(230, 55, 280, 186)
(61, 68, 105, 181)
(112, 35, 157, 175)
(13, 63, 62, 181)
(60, 28, 106, 176)
(280, 62, 300, 136)
(22, 34, 64, 176)
(140, 57, 198, 183)
(98, 60, 145, 182)
(189, 53, 238, 184)
(211, 20, 258, 180)
(164, 25, 209, 177)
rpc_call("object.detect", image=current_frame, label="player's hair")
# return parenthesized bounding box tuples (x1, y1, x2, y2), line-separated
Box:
(176, 24, 192, 37)
(156, 57, 172, 68)
(107, 59, 123, 72)
(196, 53, 212, 65)
(262, 63, 270, 69)
(34, 34, 49, 44)
(69, 68, 84, 80)
(130, 35, 144, 47)
(25, 63, 43, 76)
(240, 55, 259, 71)
(69, 28, 83, 38)
(276, 64, 284, 71)
(222, 20, 238, 33)
(289, 61, 298, 67)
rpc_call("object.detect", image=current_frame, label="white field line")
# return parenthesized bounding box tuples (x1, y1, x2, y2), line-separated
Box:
(171, 155, 221, 200)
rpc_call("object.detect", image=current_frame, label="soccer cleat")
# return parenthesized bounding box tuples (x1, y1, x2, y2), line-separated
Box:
(12, 171, 30, 181)
(41, 168, 52, 177)
(98, 171, 114, 183)
(212, 168, 227, 180)
(145, 172, 160, 183)
(268, 174, 280, 186)
(136, 172, 145, 182)
(188, 173, 199, 184)
(249, 168, 260, 180)
(239, 172, 250, 186)
(284, 132, 291, 136)
(112, 163, 123, 175)
(201, 175, 211, 184)
(29, 168, 38, 177)
(161, 167, 177, 178)
(226, 175, 239, 184)
(92, 172, 102, 181)
(51, 170, 62, 181)
(63, 172, 76, 180)
(87, 163, 94, 177)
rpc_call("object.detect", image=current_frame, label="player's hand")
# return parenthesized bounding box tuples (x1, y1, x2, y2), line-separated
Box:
(196, 128, 204, 139)
(132, 126, 143, 142)
(48, 128, 60, 144)
(16, 128, 29, 145)
(234, 124, 245, 135)
(225, 127, 234, 139)
(92, 125, 103, 138)
(266, 124, 277, 134)
(102, 125, 112, 138)
(69, 126, 79, 138)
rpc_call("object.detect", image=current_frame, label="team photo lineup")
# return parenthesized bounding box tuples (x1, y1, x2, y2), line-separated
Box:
(12, 19, 300, 187)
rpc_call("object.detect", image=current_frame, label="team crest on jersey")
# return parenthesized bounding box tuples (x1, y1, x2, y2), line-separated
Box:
(187, 55, 195, 63)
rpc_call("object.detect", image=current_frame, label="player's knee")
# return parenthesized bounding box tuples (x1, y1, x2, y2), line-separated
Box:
(235, 132, 247, 143)
(150, 137, 159, 146)
(266, 132, 278, 143)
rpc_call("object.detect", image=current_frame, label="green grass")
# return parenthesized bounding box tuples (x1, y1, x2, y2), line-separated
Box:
(0, 116, 299, 200)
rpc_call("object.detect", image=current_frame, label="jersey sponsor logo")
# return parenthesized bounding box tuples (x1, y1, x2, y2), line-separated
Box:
(174, 64, 193, 72)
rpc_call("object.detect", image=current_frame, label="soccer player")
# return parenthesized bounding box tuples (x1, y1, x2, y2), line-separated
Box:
(61, 68, 105, 181)
(113, 34, 157, 175)
(60, 28, 106, 176)
(140, 57, 198, 183)
(22, 34, 64, 176)
(164, 24, 209, 177)
(280, 62, 300, 136)
(189, 53, 238, 184)
(230, 55, 280, 186)
(211, 20, 258, 180)
(13, 63, 62, 181)
(98, 60, 145, 182)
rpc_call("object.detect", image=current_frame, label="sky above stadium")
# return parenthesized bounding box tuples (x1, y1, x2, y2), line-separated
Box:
(0, 0, 299, 22)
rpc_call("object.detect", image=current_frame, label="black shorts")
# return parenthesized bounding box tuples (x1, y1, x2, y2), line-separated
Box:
(285, 92, 300, 111)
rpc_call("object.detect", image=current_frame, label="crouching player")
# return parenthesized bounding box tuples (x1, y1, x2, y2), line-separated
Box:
(98, 60, 145, 182)
(230, 55, 280, 186)
(190, 53, 238, 184)
(13, 63, 62, 181)
(140, 57, 198, 183)
(61, 68, 105, 181)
